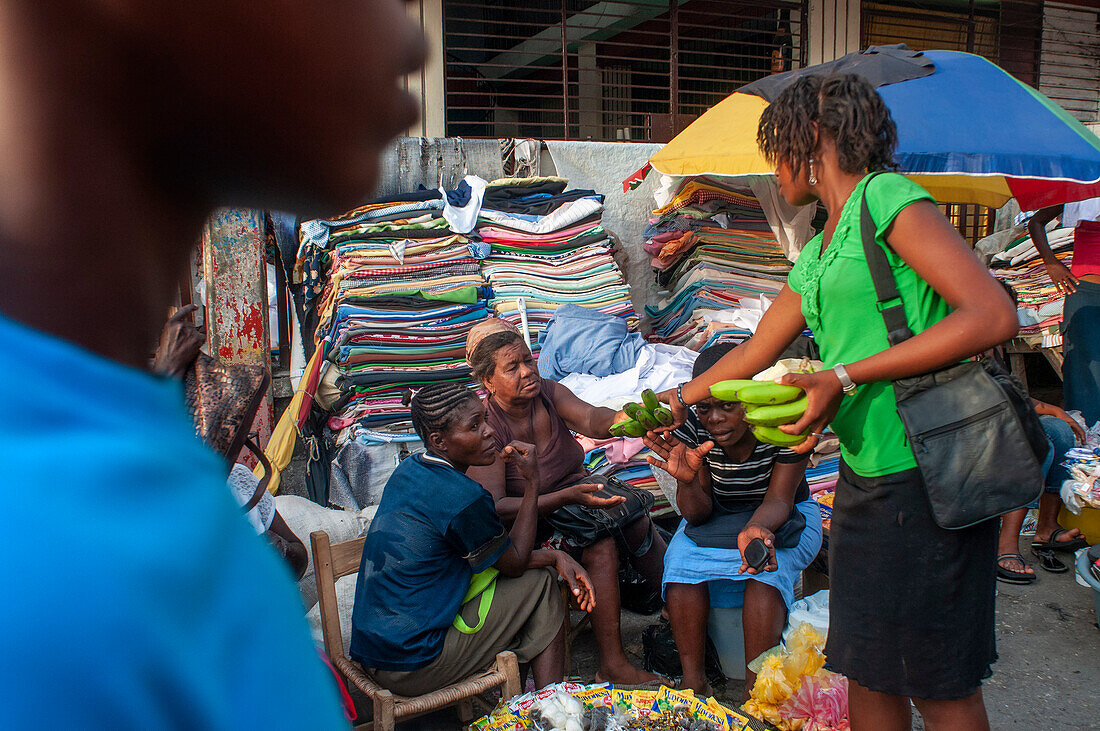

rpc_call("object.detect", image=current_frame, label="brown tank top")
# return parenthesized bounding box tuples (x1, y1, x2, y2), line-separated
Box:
(485, 379, 588, 496)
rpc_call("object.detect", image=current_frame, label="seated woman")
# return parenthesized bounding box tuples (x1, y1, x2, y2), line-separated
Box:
(466, 328, 668, 686)
(645, 344, 823, 695)
(987, 281, 1088, 582)
(997, 398, 1089, 582)
(349, 383, 594, 697)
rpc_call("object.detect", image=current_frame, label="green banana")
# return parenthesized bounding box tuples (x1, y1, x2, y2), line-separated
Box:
(736, 381, 804, 405)
(751, 424, 810, 447)
(709, 379, 759, 401)
(620, 419, 646, 438)
(623, 402, 644, 419)
(641, 388, 660, 411)
(744, 395, 808, 427)
(652, 406, 674, 426)
(634, 409, 659, 430)
(609, 421, 628, 437)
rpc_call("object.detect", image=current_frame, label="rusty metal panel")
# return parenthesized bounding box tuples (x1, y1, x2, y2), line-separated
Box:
(201, 208, 273, 457)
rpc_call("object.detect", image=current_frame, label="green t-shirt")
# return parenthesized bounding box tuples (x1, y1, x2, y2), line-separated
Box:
(787, 173, 950, 477)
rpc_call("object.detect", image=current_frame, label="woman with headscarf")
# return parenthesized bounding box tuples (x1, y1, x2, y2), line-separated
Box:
(466, 328, 668, 687)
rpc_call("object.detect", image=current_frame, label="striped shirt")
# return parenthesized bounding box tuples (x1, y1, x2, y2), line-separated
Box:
(674, 412, 809, 513)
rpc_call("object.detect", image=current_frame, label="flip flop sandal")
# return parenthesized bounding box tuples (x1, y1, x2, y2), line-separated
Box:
(1032, 548, 1067, 573)
(1031, 527, 1088, 553)
(996, 553, 1037, 584)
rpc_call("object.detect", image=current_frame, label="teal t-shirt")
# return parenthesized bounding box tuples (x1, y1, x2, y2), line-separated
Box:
(0, 313, 347, 729)
(787, 173, 951, 477)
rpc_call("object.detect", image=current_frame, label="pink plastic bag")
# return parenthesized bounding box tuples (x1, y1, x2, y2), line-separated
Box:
(779, 673, 849, 731)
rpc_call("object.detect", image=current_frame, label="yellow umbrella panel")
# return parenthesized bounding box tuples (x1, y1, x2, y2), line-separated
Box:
(647, 92, 1015, 207)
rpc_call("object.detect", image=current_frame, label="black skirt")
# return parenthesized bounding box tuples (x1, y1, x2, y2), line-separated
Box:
(825, 461, 998, 700)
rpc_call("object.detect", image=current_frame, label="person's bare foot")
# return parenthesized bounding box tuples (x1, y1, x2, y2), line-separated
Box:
(594, 662, 664, 687)
(677, 676, 714, 697)
(1033, 526, 1082, 545)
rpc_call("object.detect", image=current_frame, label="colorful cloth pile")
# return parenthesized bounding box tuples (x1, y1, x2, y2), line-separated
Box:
(298, 189, 488, 432)
(989, 227, 1074, 349)
(296, 177, 643, 444)
(644, 179, 794, 349)
(478, 177, 638, 341)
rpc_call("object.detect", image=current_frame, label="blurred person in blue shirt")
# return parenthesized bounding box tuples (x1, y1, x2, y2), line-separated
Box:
(0, 1, 425, 727)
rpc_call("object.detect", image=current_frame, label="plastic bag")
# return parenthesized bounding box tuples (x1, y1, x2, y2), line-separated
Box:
(783, 590, 829, 644)
(779, 673, 850, 731)
(783, 624, 826, 682)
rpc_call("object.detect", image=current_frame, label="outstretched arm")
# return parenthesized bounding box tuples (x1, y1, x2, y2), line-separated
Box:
(544, 379, 620, 438)
(664, 285, 807, 420)
(1028, 205, 1076, 295)
(780, 199, 1019, 452)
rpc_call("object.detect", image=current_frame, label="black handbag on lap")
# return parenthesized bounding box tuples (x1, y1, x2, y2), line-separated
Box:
(546, 476, 655, 555)
(858, 173, 1048, 529)
(684, 504, 805, 550)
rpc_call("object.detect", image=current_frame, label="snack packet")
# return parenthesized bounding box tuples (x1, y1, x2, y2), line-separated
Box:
(572, 684, 611, 709)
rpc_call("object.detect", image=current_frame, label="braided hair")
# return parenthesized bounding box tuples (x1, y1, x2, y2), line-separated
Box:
(405, 383, 480, 443)
(757, 74, 898, 178)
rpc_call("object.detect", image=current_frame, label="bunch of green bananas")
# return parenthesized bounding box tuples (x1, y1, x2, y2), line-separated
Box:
(609, 389, 674, 438)
(709, 379, 809, 447)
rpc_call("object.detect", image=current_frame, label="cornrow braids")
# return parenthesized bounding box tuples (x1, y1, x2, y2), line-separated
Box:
(408, 383, 479, 443)
(757, 74, 898, 177)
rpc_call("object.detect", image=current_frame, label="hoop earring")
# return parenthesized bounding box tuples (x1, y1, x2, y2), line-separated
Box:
(808, 158, 818, 186)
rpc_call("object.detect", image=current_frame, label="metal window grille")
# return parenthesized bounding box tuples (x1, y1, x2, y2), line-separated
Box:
(443, 0, 808, 142)
(1040, 3, 1100, 124)
(862, 0, 1050, 232)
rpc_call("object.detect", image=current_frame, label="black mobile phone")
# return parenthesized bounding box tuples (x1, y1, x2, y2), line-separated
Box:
(744, 537, 769, 571)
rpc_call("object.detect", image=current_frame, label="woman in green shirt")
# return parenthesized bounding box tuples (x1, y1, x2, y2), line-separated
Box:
(664, 75, 1018, 730)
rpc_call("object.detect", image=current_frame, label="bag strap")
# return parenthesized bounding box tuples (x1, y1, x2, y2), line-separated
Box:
(859, 171, 915, 347)
(241, 435, 273, 513)
(453, 568, 499, 635)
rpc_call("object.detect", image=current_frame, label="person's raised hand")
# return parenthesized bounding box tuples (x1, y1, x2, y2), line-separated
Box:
(567, 482, 626, 509)
(152, 304, 204, 378)
(643, 431, 713, 483)
(737, 524, 778, 575)
(501, 440, 538, 482)
(1045, 259, 1078, 296)
(554, 551, 596, 612)
(775, 370, 844, 454)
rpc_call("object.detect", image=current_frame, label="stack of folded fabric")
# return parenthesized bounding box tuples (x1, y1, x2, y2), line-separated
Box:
(298, 187, 490, 435)
(989, 227, 1073, 349)
(478, 177, 638, 341)
(644, 179, 793, 349)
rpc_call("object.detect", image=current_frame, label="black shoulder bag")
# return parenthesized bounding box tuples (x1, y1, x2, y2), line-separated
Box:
(858, 173, 1048, 529)
(546, 476, 655, 556)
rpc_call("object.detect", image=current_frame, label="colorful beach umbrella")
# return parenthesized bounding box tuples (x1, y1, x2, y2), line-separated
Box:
(647, 46, 1100, 210)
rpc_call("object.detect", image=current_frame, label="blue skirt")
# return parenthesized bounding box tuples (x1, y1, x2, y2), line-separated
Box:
(661, 499, 823, 610)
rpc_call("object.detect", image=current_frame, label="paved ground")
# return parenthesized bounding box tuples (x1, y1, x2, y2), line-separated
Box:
(280, 434, 1100, 729)
(373, 534, 1098, 730)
